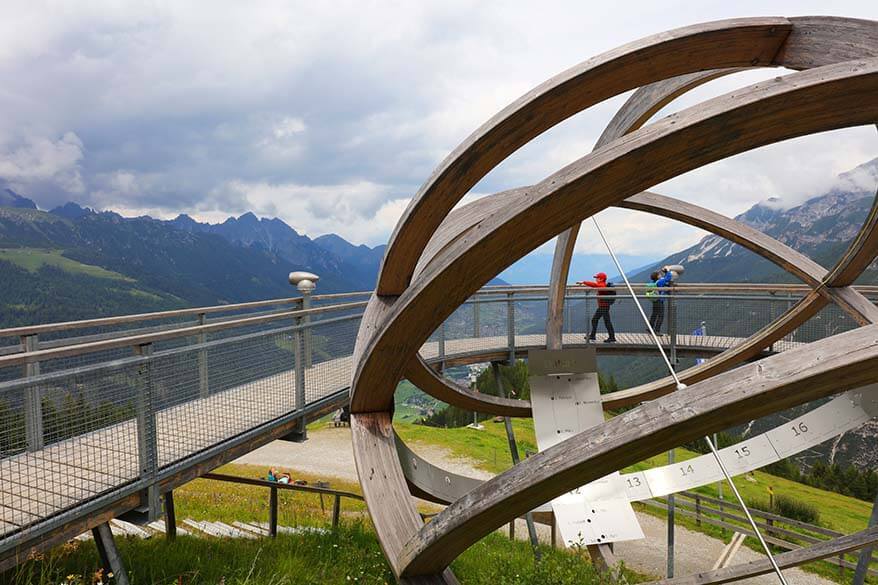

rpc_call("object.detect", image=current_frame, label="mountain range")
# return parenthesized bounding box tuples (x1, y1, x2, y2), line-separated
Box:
(634, 157, 878, 283)
(0, 193, 392, 327)
(627, 157, 878, 472)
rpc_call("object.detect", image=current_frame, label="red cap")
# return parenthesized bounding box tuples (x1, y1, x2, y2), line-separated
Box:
(594, 272, 607, 280)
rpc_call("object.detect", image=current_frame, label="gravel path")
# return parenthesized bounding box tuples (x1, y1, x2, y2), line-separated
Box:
(236, 427, 834, 585)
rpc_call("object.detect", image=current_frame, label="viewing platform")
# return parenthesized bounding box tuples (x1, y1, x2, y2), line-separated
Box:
(0, 283, 866, 569)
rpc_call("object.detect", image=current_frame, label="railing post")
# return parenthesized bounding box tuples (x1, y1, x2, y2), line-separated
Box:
(332, 494, 341, 530)
(21, 334, 44, 452)
(269, 485, 278, 537)
(506, 292, 515, 364)
(769, 292, 776, 353)
(302, 287, 313, 369)
(134, 342, 160, 520)
(163, 490, 177, 541)
(197, 312, 209, 398)
(439, 321, 446, 368)
(852, 490, 878, 585)
(667, 285, 678, 579)
(492, 362, 540, 559)
(473, 297, 480, 338)
(293, 311, 307, 441)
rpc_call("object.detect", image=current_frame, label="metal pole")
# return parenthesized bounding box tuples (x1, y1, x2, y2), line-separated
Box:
(163, 490, 177, 541)
(439, 321, 446, 369)
(474, 297, 480, 338)
(134, 342, 160, 520)
(197, 312, 209, 398)
(21, 334, 43, 452)
(492, 362, 540, 560)
(302, 287, 313, 368)
(853, 491, 878, 585)
(93, 522, 129, 585)
(332, 494, 341, 530)
(293, 313, 307, 441)
(667, 286, 678, 579)
(507, 293, 515, 364)
(269, 486, 278, 537)
(591, 216, 789, 585)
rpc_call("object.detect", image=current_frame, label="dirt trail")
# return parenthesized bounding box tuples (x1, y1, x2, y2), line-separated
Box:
(236, 427, 834, 585)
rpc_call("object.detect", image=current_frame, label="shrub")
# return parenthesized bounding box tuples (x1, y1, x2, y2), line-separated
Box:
(747, 494, 820, 525)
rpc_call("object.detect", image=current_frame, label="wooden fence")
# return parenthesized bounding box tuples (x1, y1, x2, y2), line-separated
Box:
(643, 490, 878, 578)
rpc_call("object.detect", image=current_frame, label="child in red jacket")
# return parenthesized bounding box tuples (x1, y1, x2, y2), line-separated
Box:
(576, 272, 616, 343)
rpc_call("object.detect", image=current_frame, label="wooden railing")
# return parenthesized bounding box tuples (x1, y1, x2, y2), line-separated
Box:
(643, 490, 878, 578)
(201, 473, 364, 536)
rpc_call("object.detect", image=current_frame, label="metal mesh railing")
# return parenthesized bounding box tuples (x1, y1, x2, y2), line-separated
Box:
(0, 298, 365, 547)
(2, 284, 875, 553)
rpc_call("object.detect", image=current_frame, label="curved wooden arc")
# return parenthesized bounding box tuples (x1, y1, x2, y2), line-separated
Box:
(547, 68, 747, 347)
(547, 14, 878, 346)
(397, 324, 878, 575)
(395, 387, 876, 516)
(404, 181, 877, 413)
(378, 17, 878, 296)
(374, 18, 794, 295)
(353, 58, 878, 414)
(353, 18, 878, 584)
(404, 355, 530, 418)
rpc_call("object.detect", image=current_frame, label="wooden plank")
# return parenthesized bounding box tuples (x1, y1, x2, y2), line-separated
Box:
(395, 323, 878, 576)
(645, 525, 878, 584)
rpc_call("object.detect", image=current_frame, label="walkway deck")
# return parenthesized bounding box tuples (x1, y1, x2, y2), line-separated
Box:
(0, 329, 791, 564)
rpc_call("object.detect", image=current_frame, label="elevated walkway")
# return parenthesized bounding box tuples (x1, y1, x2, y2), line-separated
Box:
(0, 284, 859, 568)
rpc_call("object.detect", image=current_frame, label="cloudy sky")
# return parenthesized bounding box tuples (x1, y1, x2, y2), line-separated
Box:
(1, 1, 875, 263)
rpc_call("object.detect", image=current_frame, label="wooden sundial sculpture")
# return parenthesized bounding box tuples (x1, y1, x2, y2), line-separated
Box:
(349, 16, 878, 584)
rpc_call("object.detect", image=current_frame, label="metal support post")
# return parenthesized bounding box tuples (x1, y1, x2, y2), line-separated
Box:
(853, 491, 878, 585)
(492, 362, 540, 560)
(269, 485, 278, 537)
(302, 288, 313, 368)
(473, 297, 480, 338)
(163, 490, 177, 541)
(667, 286, 678, 579)
(93, 522, 129, 585)
(21, 334, 43, 452)
(293, 314, 307, 441)
(133, 343, 160, 520)
(439, 321, 446, 368)
(506, 293, 515, 364)
(332, 494, 341, 530)
(197, 313, 209, 398)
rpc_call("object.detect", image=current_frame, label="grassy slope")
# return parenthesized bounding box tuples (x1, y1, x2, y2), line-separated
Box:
(0, 248, 132, 281)
(7, 463, 646, 585)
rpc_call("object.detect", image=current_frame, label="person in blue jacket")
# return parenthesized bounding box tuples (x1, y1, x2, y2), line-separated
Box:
(646, 268, 673, 334)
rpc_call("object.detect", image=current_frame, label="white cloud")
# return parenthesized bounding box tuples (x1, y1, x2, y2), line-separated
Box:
(0, 0, 874, 260)
(206, 179, 407, 245)
(0, 131, 85, 194)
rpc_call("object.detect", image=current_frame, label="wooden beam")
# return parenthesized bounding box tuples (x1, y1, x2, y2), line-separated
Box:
(397, 324, 878, 575)
(352, 58, 878, 415)
(646, 525, 878, 585)
(92, 522, 129, 585)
